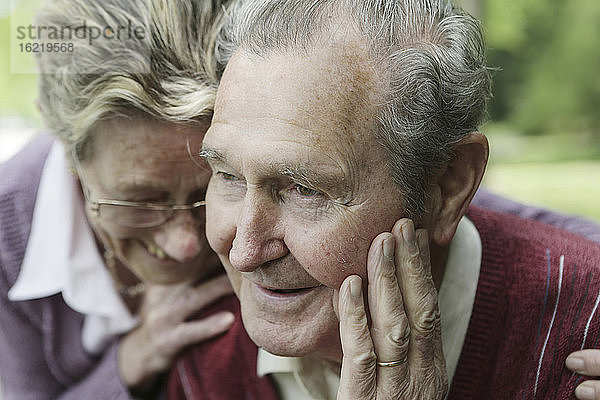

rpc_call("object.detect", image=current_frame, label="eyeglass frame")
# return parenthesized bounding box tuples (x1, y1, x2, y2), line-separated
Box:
(87, 198, 206, 214)
(80, 184, 206, 228)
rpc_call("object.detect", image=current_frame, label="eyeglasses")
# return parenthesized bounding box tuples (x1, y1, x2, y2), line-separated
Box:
(85, 195, 206, 228)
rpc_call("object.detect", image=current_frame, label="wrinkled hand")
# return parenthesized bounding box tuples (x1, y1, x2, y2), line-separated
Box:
(118, 274, 234, 391)
(567, 350, 600, 399)
(337, 218, 448, 399)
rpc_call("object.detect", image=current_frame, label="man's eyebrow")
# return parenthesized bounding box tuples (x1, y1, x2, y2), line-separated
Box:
(279, 164, 322, 185)
(276, 163, 352, 202)
(198, 146, 225, 162)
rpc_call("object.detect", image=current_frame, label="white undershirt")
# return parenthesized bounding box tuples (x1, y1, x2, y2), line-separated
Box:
(8, 141, 138, 354)
(258, 217, 482, 399)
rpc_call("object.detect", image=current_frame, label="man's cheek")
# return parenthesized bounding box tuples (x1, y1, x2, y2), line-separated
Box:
(205, 203, 234, 256)
(297, 239, 368, 289)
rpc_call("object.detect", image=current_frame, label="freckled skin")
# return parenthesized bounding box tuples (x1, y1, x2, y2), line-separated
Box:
(204, 39, 407, 363)
(79, 117, 219, 285)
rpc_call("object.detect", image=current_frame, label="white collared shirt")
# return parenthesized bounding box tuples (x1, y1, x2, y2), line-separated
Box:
(257, 217, 482, 399)
(8, 141, 138, 354)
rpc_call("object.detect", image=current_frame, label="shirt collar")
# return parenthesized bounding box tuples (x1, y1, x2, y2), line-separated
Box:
(257, 216, 482, 399)
(257, 352, 340, 400)
(8, 141, 137, 353)
(438, 216, 482, 385)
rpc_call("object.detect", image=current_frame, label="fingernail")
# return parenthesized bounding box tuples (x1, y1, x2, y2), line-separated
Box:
(349, 276, 362, 298)
(575, 384, 595, 400)
(219, 312, 235, 326)
(566, 356, 585, 372)
(402, 220, 415, 243)
(383, 236, 394, 260)
(416, 229, 428, 246)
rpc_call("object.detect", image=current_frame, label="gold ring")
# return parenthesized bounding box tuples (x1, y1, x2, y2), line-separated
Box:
(377, 355, 408, 367)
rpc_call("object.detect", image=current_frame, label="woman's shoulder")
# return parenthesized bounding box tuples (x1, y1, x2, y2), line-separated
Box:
(0, 133, 54, 196)
(0, 134, 55, 287)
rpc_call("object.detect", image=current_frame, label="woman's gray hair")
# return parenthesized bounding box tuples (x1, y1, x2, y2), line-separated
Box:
(216, 0, 491, 217)
(35, 0, 229, 160)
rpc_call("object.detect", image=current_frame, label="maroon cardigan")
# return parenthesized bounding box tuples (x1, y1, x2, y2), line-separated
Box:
(168, 206, 600, 399)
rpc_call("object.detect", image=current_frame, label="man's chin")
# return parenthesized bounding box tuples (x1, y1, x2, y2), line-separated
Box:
(244, 318, 307, 356)
(242, 315, 343, 362)
(258, 342, 311, 358)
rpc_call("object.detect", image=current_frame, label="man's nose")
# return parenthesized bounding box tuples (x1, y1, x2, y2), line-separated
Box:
(153, 212, 202, 262)
(228, 193, 287, 272)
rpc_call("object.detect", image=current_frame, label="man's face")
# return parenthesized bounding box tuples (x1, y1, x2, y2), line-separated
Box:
(203, 45, 406, 362)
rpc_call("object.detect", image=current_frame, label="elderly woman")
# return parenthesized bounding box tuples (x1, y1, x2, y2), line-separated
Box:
(0, 0, 234, 398)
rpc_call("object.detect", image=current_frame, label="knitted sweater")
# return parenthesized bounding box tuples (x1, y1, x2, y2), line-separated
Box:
(167, 206, 600, 400)
(0, 135, 132, 399)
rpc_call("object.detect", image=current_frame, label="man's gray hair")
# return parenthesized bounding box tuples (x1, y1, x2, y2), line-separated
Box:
(216, 0, 491, 217)
(35, 0, 229, 160)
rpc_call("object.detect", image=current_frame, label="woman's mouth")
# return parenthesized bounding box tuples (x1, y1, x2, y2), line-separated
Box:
(144, 242, 170, 261)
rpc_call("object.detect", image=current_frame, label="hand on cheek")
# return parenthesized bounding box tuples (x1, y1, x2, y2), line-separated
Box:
(336, 219, 447, 399)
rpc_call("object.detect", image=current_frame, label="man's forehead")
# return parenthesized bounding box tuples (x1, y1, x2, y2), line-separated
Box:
(215, 40, 383, 131)
(207, 35, 386, 181)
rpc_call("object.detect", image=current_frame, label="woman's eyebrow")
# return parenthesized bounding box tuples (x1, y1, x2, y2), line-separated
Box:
(114, 180, 167, 195)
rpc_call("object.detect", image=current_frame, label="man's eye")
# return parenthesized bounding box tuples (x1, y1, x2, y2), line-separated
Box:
(217, 171, 239, 181)
(294, 184, 321, 197)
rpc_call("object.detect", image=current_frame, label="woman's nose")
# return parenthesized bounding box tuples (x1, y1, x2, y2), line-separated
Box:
(153, 212, 203, 262)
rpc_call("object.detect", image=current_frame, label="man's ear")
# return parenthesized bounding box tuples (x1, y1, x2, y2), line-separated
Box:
(431, 132, 488, 246)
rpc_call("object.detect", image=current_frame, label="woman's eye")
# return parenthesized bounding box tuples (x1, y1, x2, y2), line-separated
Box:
(294, 184, 321, 197)
(127, 193, 167, 203)
(217, 171, 239, 181)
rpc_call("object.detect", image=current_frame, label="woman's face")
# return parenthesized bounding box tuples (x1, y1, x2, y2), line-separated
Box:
(77, 117, 217, 285)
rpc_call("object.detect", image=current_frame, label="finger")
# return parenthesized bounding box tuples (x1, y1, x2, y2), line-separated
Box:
(575, 380, 600, 400)
(171, 274, 234, 321)
(367, 232, 410, 386)
(567, 350, 600, 376)
(161, 311, 235, 355)
(416, 228, 446, 366)
(392, 219, 443, 371)
(338, 275, 377, 400)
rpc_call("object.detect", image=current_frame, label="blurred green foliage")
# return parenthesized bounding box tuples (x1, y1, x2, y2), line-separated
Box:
(484, 0, 600, 137)
(0, 12, 41, 123)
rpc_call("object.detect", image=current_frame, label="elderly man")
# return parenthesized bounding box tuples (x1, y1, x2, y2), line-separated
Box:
(168, 0, 600, 398)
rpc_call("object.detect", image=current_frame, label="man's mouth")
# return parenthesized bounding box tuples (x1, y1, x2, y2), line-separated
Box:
(257, 285, 324, 299)
(266, 287, 317, 294)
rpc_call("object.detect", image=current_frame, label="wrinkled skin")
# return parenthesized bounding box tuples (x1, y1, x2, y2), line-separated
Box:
(337, 220, 448, 399)
(201, 33, 488, 396)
